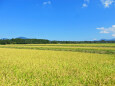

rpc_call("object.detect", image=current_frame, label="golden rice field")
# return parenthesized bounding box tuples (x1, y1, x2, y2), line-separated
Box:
(0, 44, 115, 86)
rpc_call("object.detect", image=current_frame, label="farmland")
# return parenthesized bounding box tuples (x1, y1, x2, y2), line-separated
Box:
(0, 44, 115, 86)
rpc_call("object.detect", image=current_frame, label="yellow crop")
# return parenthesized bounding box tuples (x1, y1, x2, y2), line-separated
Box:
(0, 47, 115, 86)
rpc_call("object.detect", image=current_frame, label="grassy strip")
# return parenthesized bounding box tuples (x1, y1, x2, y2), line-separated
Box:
(22, 43, 115, 47)
(0, 46, 115, 54)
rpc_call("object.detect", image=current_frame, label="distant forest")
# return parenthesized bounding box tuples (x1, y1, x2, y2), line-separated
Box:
(0, 38, 115, 45)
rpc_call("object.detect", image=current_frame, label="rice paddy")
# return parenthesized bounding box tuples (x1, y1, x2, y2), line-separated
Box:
(0, 44, 115, 86)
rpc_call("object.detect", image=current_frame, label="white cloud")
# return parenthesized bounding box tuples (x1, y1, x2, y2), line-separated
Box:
(43, 1, 51, 5)
(93, 38, 97, 41)
(101, 0, 115, 8)
(82, 0, 115, 8)
(97, 25, 115, 37)
(82, 3, 88, 7)
(112, 34, 115, 37)
(100, 30, 110, 33)
(112, 25, 115, 27)
(82, 0, 90, 8)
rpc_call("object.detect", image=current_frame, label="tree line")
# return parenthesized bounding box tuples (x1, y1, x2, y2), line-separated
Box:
(0, 39, 115, 45)
(0, 39, 50, 44)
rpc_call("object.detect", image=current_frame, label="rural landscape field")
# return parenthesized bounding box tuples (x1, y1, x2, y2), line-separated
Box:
(1, 0, 115, 86)
(0, 44, 115, 86)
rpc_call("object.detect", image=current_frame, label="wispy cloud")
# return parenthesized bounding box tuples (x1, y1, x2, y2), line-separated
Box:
(112, 34, 115, 37)
(97, 25, 115, 37)
(82, 0, 90, 8)
(93, 38, 97, 41)
(82, 0, 115, 8)
(82, 3, 88, 7)
(43, 1, 51, 5)
(101, 0, 115, 8)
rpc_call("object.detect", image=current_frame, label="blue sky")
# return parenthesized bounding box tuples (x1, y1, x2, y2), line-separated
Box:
(0, 0, 115, 41)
